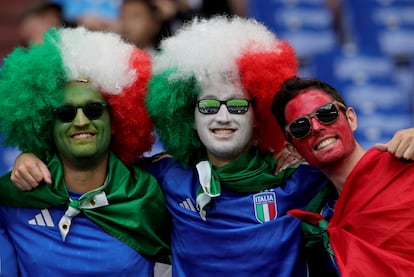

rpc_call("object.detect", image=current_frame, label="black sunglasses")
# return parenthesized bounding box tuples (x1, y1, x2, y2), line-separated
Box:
(197, 98, 251, 114)
(285, 101, 347, 140)
(53, 102, 108, 123)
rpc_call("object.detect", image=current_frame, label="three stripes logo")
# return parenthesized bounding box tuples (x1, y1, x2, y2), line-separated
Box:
(28, 209, 55, 227)
(253, 192, 277, 223)
(179, 198, 197, 212)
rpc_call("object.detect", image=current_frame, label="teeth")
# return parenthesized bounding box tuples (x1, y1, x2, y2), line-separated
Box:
(73, 133, 93, 139)
(316, 138, 336, 150)
(214, 129, 233, 135)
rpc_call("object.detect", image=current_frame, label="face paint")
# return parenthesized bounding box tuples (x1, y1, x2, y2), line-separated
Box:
(284, 89, 356, 168)
(194, 81, 255, 166)
(53, 82, 111, 166)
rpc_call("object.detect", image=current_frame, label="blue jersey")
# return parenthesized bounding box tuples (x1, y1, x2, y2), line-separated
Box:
(0, 223, 18, 277)
(145, 158, 329, 277)
(0, 191, 154, 276)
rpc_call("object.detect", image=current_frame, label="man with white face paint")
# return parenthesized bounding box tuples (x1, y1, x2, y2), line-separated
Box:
(194, 83, 255, 167)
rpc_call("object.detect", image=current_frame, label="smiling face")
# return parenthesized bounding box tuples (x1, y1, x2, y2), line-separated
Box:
(195, 81, 255, 167)
(284, 89, 357, 168)
(53, 82, 111, 167)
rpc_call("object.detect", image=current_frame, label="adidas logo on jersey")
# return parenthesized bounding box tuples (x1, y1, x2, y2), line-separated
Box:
(179, 198, 197, 212)
(28, 209, 55, 227)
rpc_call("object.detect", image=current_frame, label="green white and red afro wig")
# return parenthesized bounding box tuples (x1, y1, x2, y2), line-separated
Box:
(0, 27, 154, 164)
(146, 16, 298, 165)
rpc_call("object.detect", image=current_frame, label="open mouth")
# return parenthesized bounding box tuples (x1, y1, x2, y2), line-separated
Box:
(71, 132, 95, 140)
(211, 129, 235, 135)
(315, 137, 337, 150)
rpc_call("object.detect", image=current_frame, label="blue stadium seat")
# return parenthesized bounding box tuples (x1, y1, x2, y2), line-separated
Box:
(342, 0, 414, 57)
(355, 113, 414, 149)
(312, 46, 396, 86)
(249, 2, 338, 58)
(341, 80, 412, 116)
(249, 0, 329, 14)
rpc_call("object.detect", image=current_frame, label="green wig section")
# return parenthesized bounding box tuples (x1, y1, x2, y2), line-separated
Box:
(0, 29, 66, 161)
(146, 68, 203, 165)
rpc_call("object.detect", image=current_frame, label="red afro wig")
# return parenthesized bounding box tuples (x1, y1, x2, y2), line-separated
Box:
(105, 49, 154, 164)
(238, 41, 298, 153)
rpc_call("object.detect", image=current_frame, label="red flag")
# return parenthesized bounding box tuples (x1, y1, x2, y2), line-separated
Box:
(288, 209, 324, 225)
(328, 148, 414, 276)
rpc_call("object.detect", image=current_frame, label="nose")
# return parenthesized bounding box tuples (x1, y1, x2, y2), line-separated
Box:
(215, 103, 231, 122)
(73, 108, 90, 126)
(310, 116, 325, 135)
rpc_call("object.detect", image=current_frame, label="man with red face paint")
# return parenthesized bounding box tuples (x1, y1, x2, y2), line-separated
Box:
(271, 76, 414, 276)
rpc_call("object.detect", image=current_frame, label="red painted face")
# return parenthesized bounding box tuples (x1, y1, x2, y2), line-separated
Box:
(284, 89, 356, 168)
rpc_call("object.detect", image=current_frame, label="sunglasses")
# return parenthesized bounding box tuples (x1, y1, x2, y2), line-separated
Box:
(285, 101, 347, 140)
(197, 98, 251, 114)
(53, 102, 108, 123)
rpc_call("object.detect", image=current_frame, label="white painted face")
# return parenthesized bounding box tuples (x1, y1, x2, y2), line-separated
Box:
(195, 81, 255, 167)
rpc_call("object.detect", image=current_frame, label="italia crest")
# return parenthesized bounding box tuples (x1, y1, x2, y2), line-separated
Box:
(254, 192, 277, 223)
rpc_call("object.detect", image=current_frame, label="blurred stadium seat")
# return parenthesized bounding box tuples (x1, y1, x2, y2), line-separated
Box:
(312, 46, 396, 85)
(356, 114, 414, 149)
(341, 79, 412, 115)
(249, 0, 338, 58)
(343, 0, 414, 58)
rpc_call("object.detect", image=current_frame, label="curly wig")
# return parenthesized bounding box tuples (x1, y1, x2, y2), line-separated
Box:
(146, 16, 298, 165)
(0, 27, 154, 164)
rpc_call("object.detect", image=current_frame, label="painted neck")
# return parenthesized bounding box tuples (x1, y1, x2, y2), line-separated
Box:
(61, 153, 109, 193)
(320, 144, 366, 194)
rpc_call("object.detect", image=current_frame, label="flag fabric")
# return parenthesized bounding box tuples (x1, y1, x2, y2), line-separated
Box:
(0, 153, 171, 261)
(329, 148, 414, 276)
(289, 148, 414, 276)
(195, 148, 298, 220)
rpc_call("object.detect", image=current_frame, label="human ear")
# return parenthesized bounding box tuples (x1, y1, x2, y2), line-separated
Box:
(345, 107, 358, 132)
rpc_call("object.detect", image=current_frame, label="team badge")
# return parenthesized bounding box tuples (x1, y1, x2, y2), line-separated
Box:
(253, 192, 277, 223)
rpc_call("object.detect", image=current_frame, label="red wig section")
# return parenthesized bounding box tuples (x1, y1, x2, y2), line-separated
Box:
(238, 41, 297, 153)
(105, 48, 154, 164)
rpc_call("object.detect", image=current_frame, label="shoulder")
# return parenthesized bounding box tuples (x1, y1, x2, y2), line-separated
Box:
(292, 163, 327, 180)
(282, 163, 331, 201)
(358, 148, 412, 172)
(139, 154, 194, 181)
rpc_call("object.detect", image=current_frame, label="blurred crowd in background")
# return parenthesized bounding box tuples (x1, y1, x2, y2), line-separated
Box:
(0, 0, 249, 57)
(0, 0, 413, 174)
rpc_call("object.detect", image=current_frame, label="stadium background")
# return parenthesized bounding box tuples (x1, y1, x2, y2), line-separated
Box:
(0, 0, 413, 174)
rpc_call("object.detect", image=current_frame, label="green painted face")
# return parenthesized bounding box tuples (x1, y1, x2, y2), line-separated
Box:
(53, 82, 111, 167)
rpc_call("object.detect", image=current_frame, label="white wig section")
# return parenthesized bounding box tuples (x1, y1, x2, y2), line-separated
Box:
(153, 16, 280, 85)
(59, 27, 136, 94)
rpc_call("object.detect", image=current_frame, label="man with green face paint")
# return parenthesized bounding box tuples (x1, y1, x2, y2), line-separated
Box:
(54, 82, 112, 171)
(0, 27, 170, 276)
